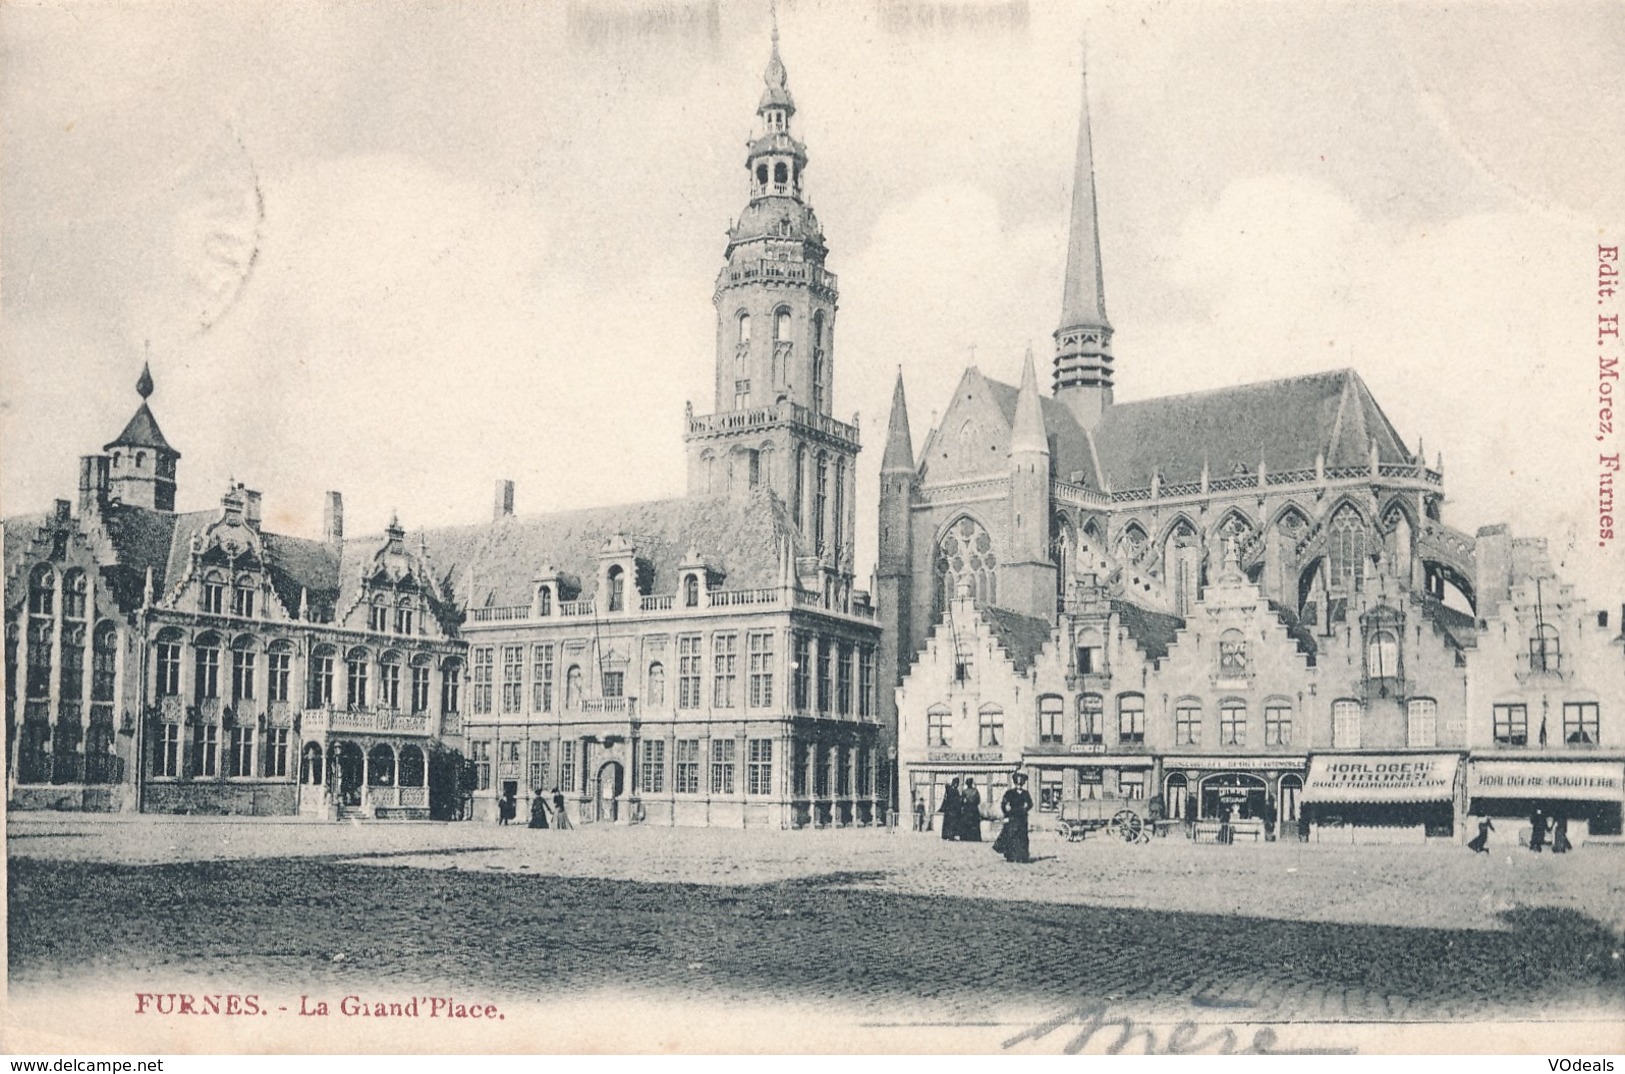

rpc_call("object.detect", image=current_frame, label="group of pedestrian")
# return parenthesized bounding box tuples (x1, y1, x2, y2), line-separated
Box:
(1466, 808, 1571, 854)
(936, 776, 984, 842)
(498, 788, 572, 830)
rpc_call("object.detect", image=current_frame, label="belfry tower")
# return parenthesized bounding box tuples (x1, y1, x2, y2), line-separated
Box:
(1051, 56, 1114, 431)
(685, 18, 860, 588)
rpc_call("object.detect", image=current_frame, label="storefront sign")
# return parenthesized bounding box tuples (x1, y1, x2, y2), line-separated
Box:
(1303, 754, 1459, 803)
(926, 750, 1003, 764)
(1165, 757, 1306, 771)
(1068, 743, 1107, 754)
(1468, 760, 1624, 801)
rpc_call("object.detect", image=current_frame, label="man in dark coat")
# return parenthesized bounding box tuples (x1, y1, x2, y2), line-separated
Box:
(939, 778, 962, 840)
(1529, 808, 1547, 852)
(959, 777, 984, 842)
(993, 772, 1034, 863)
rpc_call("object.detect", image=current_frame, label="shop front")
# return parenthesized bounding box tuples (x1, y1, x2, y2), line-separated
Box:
(1025, 757, 1156, 819)
(905, 748, 1011, 834)
(1466, 758, 1624, 841)
(1161, 756, 1307, 827)
(1302, 753, 1462, 843)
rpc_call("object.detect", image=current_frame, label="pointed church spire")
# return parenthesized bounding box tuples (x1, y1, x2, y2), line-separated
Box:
(1052, 43, 1115, 431)
(760, 0, 795, 117)
(881, 368, 915, 474)
(1011, 347, 1049, 456)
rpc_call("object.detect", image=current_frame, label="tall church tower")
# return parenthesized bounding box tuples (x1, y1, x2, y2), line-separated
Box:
(1051, 56, 1114, 431)
(686, 19, 860, 585)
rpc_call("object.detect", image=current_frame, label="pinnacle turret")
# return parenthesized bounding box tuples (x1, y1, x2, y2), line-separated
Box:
(1011, 347, 1049, 457)
(881, 369, 915, 474)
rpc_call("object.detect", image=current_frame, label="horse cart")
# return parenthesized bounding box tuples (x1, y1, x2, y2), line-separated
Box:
(1055, 796, 1155, 844)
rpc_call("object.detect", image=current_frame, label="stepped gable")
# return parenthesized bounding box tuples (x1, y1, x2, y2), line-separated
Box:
(977, 604, 1053, 674)
(1417, 593, 1480, 653)
(421, 491, 800, 609)
(1266, 600, 1319, 661)
(1093, 368, 1412, 491)
(1110, 599, 1183, 663)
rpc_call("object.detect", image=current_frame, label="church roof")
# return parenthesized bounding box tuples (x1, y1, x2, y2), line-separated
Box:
(418, 491, 800, 609)
(980, 376, 1102, 484)
(1094, 369, 1411, 490)
(978, 604, 1053, 674)
(104, 402, 176, 454)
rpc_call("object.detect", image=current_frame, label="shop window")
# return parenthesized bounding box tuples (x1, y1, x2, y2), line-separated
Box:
(1038, 770, 1063, 812)
(978, 704, 1003, 748)
(1175, 701, 1201, 746)
(1407, 698, 1438, 748)
(1563, 702, 1599, 745)
(927, 704, 951, 748)
(1077, 766, 1103, 801)
(1332, 699, 1362, 749)
(1078, 694, 1103, 745)
(1264, 703, 1293, 747)
(1219, 701, 1246, 747)
(1493, 703, 1528, 747)
(1117, 694, 1145, 745)
(1529, 625, 1561, 673)
(1279, 774, 1304, 823)
(1120, 771, 1146, 800)
(1038, 695, 1064, 744)
(1165, 773, 1189, 819)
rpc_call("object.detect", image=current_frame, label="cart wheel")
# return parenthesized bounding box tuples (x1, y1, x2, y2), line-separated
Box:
(1114, 809, 1143, 843)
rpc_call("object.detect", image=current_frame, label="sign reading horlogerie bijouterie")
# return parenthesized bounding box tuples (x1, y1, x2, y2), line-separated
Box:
(1468, 761, 1624, 801)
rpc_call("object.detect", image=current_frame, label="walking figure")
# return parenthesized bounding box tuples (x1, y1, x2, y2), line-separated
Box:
(551, 787, 573, 830)
(1528, 808, 1547, 852)
(992, 772, 1033, 863)
(528, 790, 551, 829)
(959, 777, 984, 842)
(1467, 816, 1493, 853)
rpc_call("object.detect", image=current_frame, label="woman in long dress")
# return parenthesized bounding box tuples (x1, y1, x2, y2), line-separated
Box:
(938, 778, 962, 840)
(528, 791, 550, 829)
(551, 787, 573, 830)
(958, 777, 983, 842)
(993, 772, 1033, 863)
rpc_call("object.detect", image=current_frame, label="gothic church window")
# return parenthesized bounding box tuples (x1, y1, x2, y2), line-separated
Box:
(28, 565, 55, 616)
(1328, 505, 1367, 592)
(934, 516, 997, 615)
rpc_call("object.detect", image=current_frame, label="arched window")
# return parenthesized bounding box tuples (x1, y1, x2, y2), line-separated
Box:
(1218, 628, 1248, 679)
(537, 585, 552, 616)
(1366, 629, 1399, 678)
(1529, 624, 1561, 673)
(301, 742, 324, 785)
(399, 745, 426, 788)
(814, 453, 829, 554)
(62, 569, 87, 619)
(1051, 514, 1074, 609)
(775, 308, 791, 342)
(978, 704, 1004, 747)
(926, 703, 951, 748)
(394, 598, 415, 635)
(230, 635, 257, 703)
(201, 571, 226, 615)
(737, 311, 751, 344)
(369, 596, 389, 633)
(1038, 695, 1064, 744)
(811, 312, 827, 414)
(1117, 694, 1145, 744)
(28, 565, 55, 616)
(1165, 773, 1190, 819)
(792, 445, 805, 526)
(1328, 505, 1366, 592)
(378, 651, 402, 709)
(565, 665, 583, 708)
(934, 516, 998, 614)
(92, 621, 118, 702)
(1078, 694, 1103, 744)
(647, 662, 665, 708)
(233, 575, 256, 618)
(367, 743, 395, 786)
(607, 565, 625, 612)
(346, 647, 370, 709)
(684, 574, 700, 608)
(309, 644, 336, 708)
(193, 632, 222, 700)
(773, 161, 788, 185)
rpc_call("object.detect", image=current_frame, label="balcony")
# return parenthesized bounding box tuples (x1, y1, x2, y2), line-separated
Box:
(469, 605, 530, 623)
(719, 258, 838, 296)
(685, 398, 858, 446)
(301, 706, 433, 737)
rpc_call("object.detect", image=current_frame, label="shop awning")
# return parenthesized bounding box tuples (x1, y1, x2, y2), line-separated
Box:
(1468, 760, 1624, 801)
(1303, 754, 1460, 803)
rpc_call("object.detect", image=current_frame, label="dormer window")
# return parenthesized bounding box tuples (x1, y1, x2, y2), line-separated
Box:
(394, 599, 414, 635)
(369, 598, 389, 633)
(1529, 624, 1561, 673)
(684, 574, 700, 608)
(537, 585, 552, 616)
(232, 576, 255, 618)
(607, 565, 625, 613)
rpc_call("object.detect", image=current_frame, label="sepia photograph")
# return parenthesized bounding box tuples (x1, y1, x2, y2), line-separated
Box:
(4, 0, 1623, 1058)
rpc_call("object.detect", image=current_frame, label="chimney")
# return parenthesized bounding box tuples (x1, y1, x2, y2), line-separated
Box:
(243, 488, 263, 529)
(323, 491, 344, 545)
(494, 479, 515, 521)
(78, 454, 110, 515)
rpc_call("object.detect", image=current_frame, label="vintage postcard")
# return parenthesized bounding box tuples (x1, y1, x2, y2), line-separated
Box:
(4, 0, 1623, 1058)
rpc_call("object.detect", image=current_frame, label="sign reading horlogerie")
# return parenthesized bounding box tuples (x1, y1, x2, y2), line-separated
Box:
(1303, 754, 1460, 803)
(1468, 760, 1624, 801)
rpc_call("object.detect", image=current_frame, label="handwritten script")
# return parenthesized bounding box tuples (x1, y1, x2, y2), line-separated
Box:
(1002, 1000, 1358, 1055)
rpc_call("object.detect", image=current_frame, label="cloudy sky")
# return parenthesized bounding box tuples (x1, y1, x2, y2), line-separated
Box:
(4, 0, 1623, 600)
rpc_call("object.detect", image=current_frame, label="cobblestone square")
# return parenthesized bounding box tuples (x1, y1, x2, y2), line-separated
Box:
(6, 815, 1623, 1052)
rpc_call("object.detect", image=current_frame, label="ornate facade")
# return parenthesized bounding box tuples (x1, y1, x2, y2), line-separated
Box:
(887, 61, 1625, 843)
